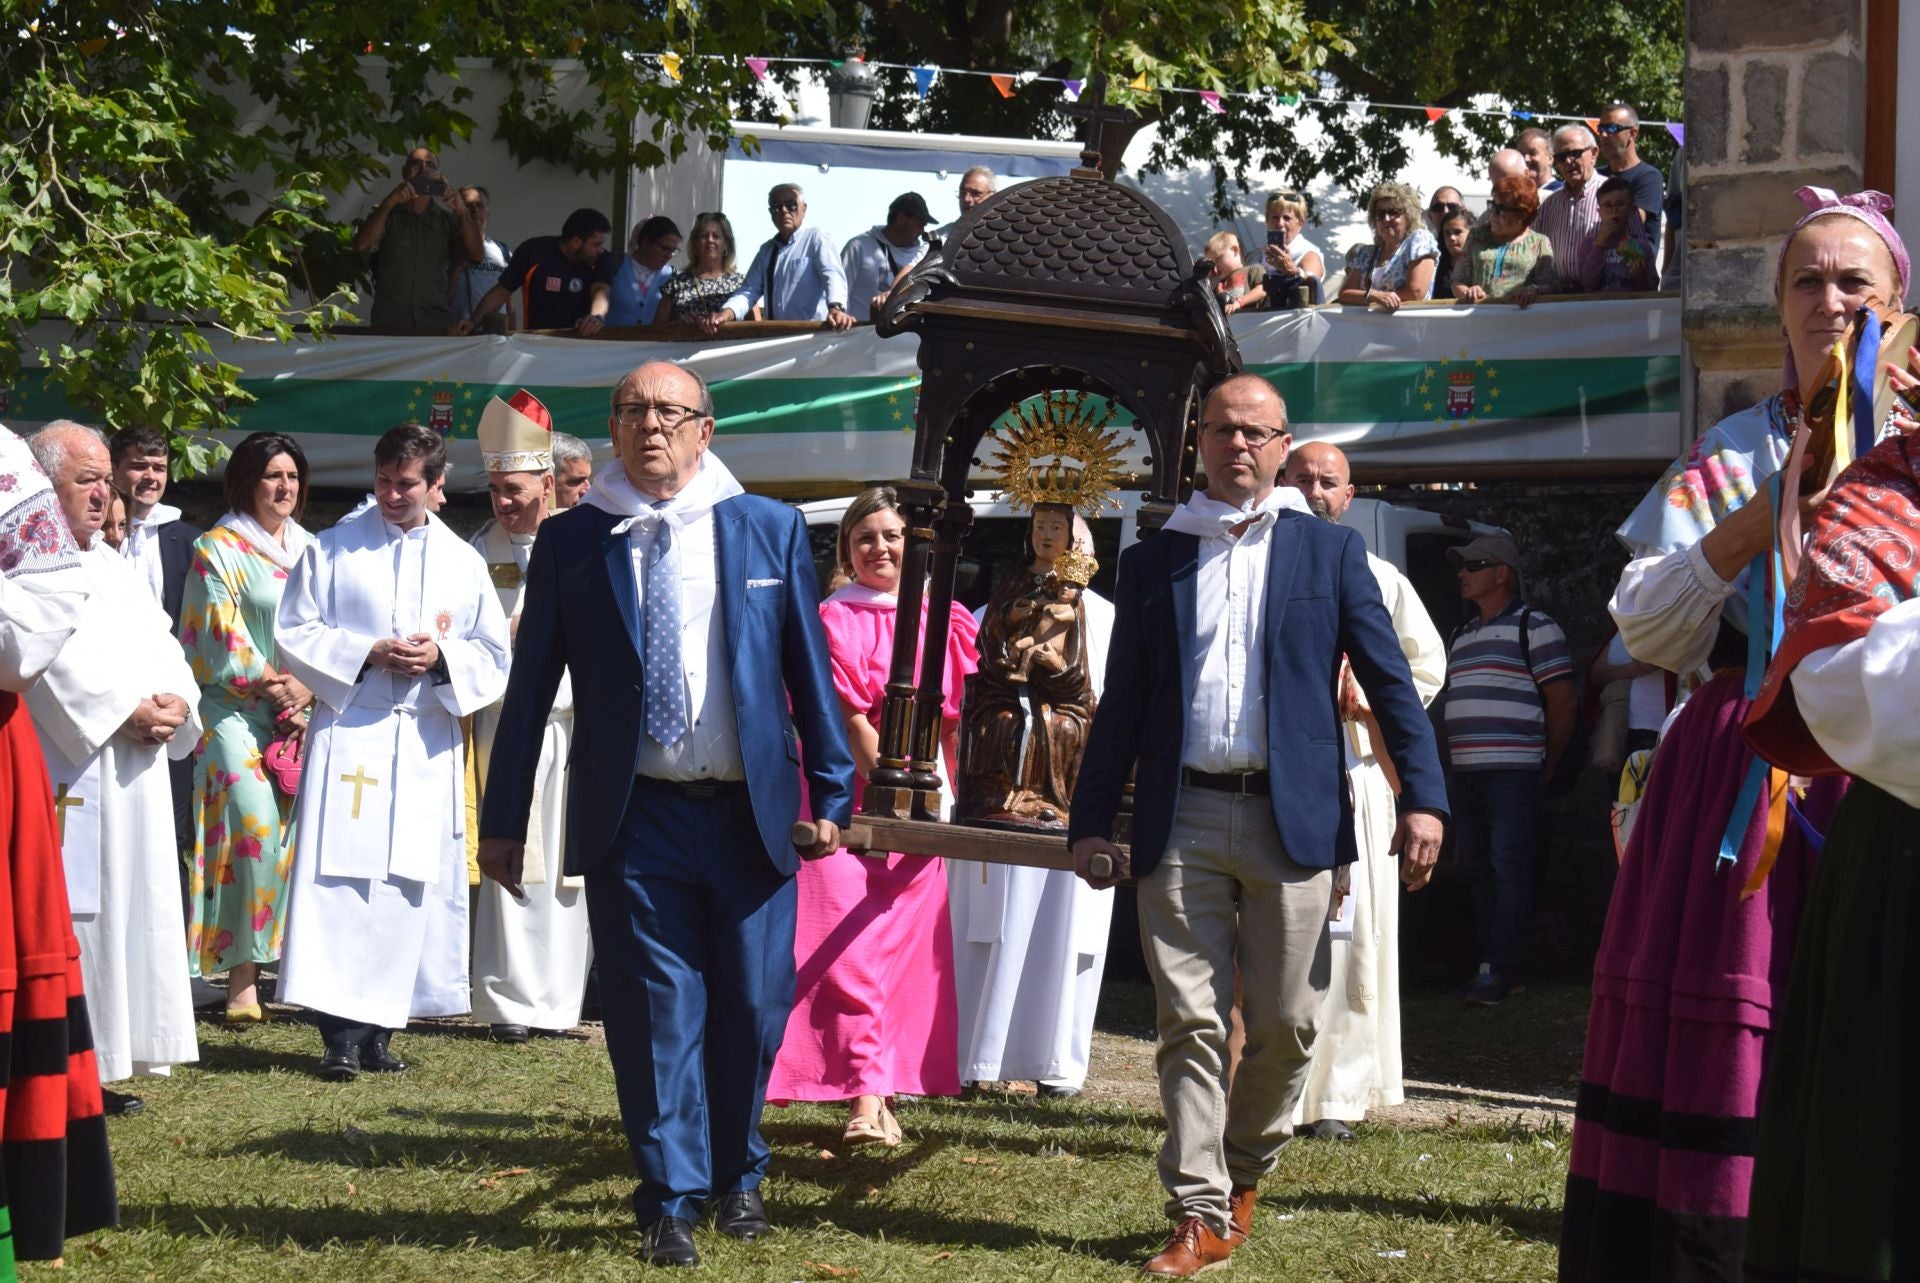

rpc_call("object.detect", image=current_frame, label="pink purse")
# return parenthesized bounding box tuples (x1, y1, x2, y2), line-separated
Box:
(262, 722, 304, 796)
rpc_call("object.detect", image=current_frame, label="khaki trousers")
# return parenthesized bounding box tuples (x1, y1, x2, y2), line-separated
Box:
(1136, 786, 1333, 1234)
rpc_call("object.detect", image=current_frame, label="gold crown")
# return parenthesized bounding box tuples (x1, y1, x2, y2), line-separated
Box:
(1448, 370, 1474, 385)
(1053, 547, 1099, 586)
(984, 391, 1136, 516)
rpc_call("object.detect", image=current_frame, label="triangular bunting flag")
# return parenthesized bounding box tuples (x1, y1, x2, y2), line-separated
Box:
(991, 73, 1016, 99)
(1062, 79, 1084, 102)
(1586, 117, 1601, 133)
(745, 57, 769, 81)
(913, 66, 936, 98)
(1129, 71, 1151, 92)
(1199, 90, 1224, 114)
(660, 53, 682, 82)
(1278, 93, 1299, 106)
(1425, 106, 1446, 123)
(1666, 122, 1685, 146)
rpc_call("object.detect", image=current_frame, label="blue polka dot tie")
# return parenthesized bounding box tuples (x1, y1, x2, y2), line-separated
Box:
(643, 512, 688, 746)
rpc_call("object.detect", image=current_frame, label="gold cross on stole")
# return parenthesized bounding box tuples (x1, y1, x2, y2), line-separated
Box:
(339, 766, 380, 819)
(53, 784, 84, 841)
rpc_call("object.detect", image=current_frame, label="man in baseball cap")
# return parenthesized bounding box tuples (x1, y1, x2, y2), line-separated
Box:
(841, 191, 934, 321)
(1441, 529, 1575, 1006)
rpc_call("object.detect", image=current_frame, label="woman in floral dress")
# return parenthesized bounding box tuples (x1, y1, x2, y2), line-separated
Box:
(179, 432, 312, 1022)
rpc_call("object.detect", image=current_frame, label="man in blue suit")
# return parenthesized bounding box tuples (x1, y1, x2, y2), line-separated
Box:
(1069, 373, 1447, 1279)
(478, 360, 854, 1267)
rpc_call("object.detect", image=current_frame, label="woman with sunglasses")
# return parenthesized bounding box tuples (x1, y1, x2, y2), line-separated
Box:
(1337, 182, 1437, 312)
(655, 213, 745, 326)
(1452, 176, 1556, 308)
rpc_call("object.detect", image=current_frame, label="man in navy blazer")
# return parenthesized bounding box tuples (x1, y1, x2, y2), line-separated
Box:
(479, 360, 854, 1268)
(1069, 373, 1447, 1279)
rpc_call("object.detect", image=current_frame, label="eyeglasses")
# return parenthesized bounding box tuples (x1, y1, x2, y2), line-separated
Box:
(1201, 422, 1286, 448)
(1457, 558, 1500, 572)
(1371, 207, 1406, 220)
(1553, 148, 1592, 164)
(613, 401, 707, 431)
(1428, 202, 1463, 215)
(1597, 122, 1632, 136)
(769, 200, 800, 212)
(1490, 203, 1524, 217)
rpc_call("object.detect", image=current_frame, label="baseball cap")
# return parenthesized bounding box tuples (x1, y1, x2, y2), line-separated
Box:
(889, 192, 934, 226)
(1445, 533, 1522, 569)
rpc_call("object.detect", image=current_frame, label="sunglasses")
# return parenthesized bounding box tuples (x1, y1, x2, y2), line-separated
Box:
(1490, 203, 1524, 217)
(1458, 558, 1501, 572)
(769, 199, 800, 212)
(1428, 201, 1463, 215)
(1597, 122, 1633, 136)
(1553, 148, 1592, 164)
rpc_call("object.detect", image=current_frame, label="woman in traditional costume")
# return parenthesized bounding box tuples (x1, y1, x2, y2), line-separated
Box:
(0, 425, 117, 1265)
(1742, 415, 1920, 1280)
(179, 432, 312, 1023)
(768, 487, 979, 1145)
(1560, 188, 1910, 1283)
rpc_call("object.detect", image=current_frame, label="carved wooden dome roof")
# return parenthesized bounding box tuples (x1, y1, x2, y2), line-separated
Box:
(945, 175, 1192, 306)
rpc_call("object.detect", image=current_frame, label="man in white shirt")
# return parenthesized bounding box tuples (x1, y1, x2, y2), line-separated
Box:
(1069, 376, 1446, 1279)
(841, 192, 932, 321)
(25, 421, 201, 1117)
(1535, 124, 1604, 286)
(275, 424, 511, 1082)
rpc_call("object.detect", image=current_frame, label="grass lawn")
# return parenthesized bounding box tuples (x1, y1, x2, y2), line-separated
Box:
(37, 981, 1585, 1281)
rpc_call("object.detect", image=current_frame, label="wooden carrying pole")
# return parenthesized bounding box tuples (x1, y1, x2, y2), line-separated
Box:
(790, 818, 1119, 880)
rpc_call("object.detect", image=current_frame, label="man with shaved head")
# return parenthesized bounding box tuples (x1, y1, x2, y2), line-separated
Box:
(1281, 441, 1445, 1142)
(1069, 377, 1447, 1277)
(479, 361, 853, 1266)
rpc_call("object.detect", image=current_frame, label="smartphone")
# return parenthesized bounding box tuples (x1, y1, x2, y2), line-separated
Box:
(410, 174, 446, 197)
(1266, 229, 1286, 247)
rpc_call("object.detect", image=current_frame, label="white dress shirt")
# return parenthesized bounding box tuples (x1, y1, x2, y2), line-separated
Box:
(1791, 598, 1920, 807)
(1164, 487, 1312, 773)
(624, 506, 744, 782)
(123, 501, 181, 605)
(1609, 540, 1737, 674)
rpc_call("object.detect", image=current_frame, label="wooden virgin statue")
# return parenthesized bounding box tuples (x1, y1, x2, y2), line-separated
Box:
(956, 505, 1114, 830)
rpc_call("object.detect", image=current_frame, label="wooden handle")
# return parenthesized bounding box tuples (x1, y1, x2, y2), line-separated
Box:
(1089, 851, 1115, 880)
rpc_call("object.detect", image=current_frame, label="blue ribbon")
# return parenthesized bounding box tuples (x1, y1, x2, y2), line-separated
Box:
(1717, 478, 1780, 871)
(1853, 305, 1883, 459)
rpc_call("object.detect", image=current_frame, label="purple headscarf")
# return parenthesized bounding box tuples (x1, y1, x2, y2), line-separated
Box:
(1778, 187, 1910, 389)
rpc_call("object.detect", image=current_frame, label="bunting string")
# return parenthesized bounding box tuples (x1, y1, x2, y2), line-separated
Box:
(709, 52, 1680, 137)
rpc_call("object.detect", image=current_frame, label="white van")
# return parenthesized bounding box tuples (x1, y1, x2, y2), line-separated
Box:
(797, 490, 1506, 636)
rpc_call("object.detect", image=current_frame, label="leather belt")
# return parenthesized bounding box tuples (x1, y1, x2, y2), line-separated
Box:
(634, 774, 748, 802)
(1181, 768, 1271, 796)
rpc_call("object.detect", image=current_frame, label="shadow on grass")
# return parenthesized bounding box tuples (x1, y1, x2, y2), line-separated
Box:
(1286, 1188, 1564, 1245)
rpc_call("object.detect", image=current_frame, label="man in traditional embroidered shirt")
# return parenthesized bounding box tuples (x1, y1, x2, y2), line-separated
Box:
(275, 424, 510, 1081)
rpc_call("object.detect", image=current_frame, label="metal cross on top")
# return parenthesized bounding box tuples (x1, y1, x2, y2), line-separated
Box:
(1059, 73, 1135, 177)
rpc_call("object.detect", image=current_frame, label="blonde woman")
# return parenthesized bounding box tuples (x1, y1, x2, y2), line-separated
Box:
(1338, 181, 1439, 311)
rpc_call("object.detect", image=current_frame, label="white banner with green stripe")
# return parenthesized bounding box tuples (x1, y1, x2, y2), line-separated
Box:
(6, 296, 1682, 493)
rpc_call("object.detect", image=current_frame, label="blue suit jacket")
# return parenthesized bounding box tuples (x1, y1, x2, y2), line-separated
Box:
(1068, 510, 1447, 876)
(478, 493, 856, 878)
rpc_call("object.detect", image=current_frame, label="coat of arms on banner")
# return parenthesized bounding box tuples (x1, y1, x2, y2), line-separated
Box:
(1418, 355, 1501, 428)
(1445, 369, 1476, 419)
(406, 380, 478, 438)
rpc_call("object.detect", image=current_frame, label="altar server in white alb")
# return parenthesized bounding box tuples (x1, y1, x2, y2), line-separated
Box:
(23, 421, 201, 1115)
(1283, 442, 1445, 1138)
(468, 391, 592, 1043)
(276, 423, 510, 1081)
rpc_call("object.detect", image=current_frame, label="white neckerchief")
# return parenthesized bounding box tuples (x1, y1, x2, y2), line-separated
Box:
(215, 510, 312, 570)
(126, 501, 181, 551)
(1162, 484, 1309, 539)
(583, 451, 745, 535)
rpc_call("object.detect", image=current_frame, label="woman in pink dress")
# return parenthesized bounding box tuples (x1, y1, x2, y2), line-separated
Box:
(769, 487, 979, 1146)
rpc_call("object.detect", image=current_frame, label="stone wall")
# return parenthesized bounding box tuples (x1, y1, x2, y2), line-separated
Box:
(1684, 0, 1867, 427)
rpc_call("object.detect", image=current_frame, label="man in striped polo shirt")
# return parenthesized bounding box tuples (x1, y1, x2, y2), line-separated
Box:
(1442, 534, 1575, 1005)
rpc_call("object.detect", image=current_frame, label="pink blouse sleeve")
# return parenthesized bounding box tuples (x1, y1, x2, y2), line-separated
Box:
(820, 601, 883, 715)
(940, 601, 981, 721)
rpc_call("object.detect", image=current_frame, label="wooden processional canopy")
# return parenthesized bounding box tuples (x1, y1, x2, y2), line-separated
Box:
(834, 147, 1241, 861)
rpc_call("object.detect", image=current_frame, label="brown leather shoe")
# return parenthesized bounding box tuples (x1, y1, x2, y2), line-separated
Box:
(1228, 1184, 1257, 1241)
(1143, 1215, 1236, 1277)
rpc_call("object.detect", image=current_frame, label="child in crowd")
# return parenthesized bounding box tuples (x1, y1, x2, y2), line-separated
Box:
(1435, 209, 1473, 297)
(1578, 176, 1660, 293)
(100, 486, 130, 550)
(1205, 230, 1266, 314)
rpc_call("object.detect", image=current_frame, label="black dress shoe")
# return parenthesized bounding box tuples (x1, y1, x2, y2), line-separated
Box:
(103, 1089, 145, 1117)
(361, 1032, 410, 1074)
(490, 1022, 531, 1044)
(710, 1189, 770, 1242)
(317, 1044, 361, 1082)
(638, 1216, 700, 1267)
(1296, 1118, 1356, 1141)
(1035, 1082, 1081, 1100)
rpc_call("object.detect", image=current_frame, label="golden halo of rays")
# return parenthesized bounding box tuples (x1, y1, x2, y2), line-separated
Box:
(984, 391, 1135, 517)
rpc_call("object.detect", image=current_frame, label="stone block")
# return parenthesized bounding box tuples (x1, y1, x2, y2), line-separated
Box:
(1741, 63, 1787, 164)
(1698, 369, 1780, 427)
(1689, 64, 1730, 166)
(1686, 245, 1775, 309)
(1693, 0, 1858, 52)
(1688, 166, 1861, 241)
(1800, 51, 1864, 157)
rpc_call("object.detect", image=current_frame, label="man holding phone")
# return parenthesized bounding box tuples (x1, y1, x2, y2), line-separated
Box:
(354, 146, 484, 334)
